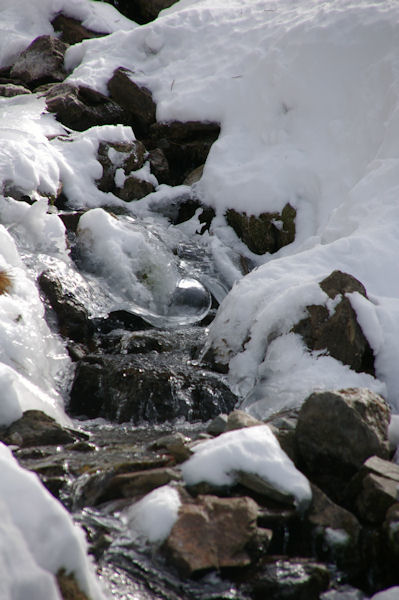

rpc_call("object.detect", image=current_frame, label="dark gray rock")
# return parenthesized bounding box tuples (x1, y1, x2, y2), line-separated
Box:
(10, 35, 68, 87)
(147, 120, 220, 185)
(295, 388, 390, 499)
(225, 203, 296, 255)
(101, 0, 178, 24)
(292, 271, 375, 375)
(148, 148, 170, 184)
(96, 140, 146, 193)
(163, 494, 266, 575)
(38, 270, 93, 344)
(226, 409, 263, 431)
(107, 67, 156, 136)
(69, 351, 237, 423)
(44, 82, 130, 131)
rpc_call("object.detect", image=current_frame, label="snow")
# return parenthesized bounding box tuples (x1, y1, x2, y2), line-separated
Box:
(181, 425, 312, 510)
(123, 485, 182, 544)
(0, 442, 106, 599)
(371, 588, 399, 600)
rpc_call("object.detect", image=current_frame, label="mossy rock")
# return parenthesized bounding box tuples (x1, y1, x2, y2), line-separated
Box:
(225, 203, 296, 255)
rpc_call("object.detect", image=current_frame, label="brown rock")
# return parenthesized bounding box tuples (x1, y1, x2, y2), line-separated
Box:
(296, 388, 390, 499)
(225, 203, 296, 255)
(116, 175, 155, 201)
(226, 409, 263, 431)
(0, 410, 76, 448)
(107, 67, 156, 136)
(44, 83, 130, 131)
(0, 83, 31, 97)
(347, 456, 399, 524)
(292, 271, 375, 375)
(164, 495, 266, 575)
(97, 467, 181, 503)
(52, 14, 107, 44)
(96, 140, 146, 193)
(148, 148, 170, 184)
(11, 35, 68, 87)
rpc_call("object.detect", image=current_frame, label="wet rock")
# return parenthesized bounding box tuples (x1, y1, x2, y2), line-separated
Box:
(236, 470, 297, 508)
(69, 352, 237, 423)
(0, 410, 76, 447)
(292, 271, 375, 375)
(10, 35, 68, 88)
(0, 83, 31, 97)
(226, 409, 263, 431)
(96, 140, 146, 193)
(245, 557, 330, 600)
(96, 467, 181, 503)
(38, 270, 93, 344)
(163, 494, 266, 575)
(44, 82, 130, 131)
(147, 120, 220, 185)
(107, 67, 156, 136)
(225, 203, 296, 255)
(295, 388, 390, 500)
(346, 456, 399, 524)
(52, 14, 107, 44)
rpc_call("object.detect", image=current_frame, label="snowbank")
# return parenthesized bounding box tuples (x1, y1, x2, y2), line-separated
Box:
(181, 425, 312, 510)
(0, 442, 106, 599)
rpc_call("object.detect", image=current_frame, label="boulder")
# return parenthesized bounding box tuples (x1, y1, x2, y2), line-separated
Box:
(52, 14, 107, 44)
(107, 67, 156, 136)
(101, 0, 178, 24)
(207, 414, 228, 436)
(295, 388, 390, 499)
(147, 120, 220, 184)
(292, 270, 375, 375)
(148, 148, 170, 184)
(225, 203, 296, 255)
(226, 409, 263, 431)
(10, 35, 68, 88)
(116, 175, 155, 201)
(0, 83, 31, 97)
(163, 494, 267, 575)
(69, 352, 237, 423)
(245, 557, 330, 600)
(346, 456, 399, 524)
(0, 410, 76, 447)
(43, 82, 130, 131)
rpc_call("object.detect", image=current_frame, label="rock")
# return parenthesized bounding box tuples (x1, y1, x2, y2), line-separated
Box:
(265, 409, 299, 463)
(147, 120, 220, 185)
(0, 410, 76, 447)
(225, 203, 296, 255)
(69, 352, 237, 423)
(346, 456, 399, 524)
(236, 470, 297, 507)
(295, 388, 390, 499)
(307, 484, 361, 574)
(207, 414, 228, 436)
(116, 175, 155, 201)
(96, 467, 181, 503)
(109, 0, 178, 24)
(226, 409, 263, 431)
(56, 568, 90, 600)
(38, 270, 93, 344)
(245, 557, 330, 600)
(10, 35, 68, 88)
(0, 83, 31, 97)
(43, 82, 130, 131)
(149, 433, 193, 462)
(292, 271, 375, 375)
(96, 140, 146, 193)
(107, 67, 156, 136)
(183, 164, 204, 186)
(52, 14, 107, 44)
(163, 494, 266, 575)
(148, 148, 170, 184)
